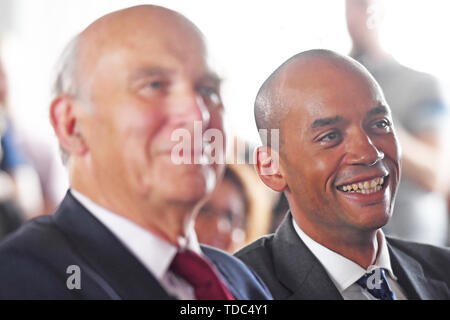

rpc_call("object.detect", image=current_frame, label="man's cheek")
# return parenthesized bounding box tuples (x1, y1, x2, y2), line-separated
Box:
(314, 159, 328, 171)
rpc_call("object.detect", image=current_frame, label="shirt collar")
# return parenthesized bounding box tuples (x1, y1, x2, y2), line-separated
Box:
(292, 216, 397, 293)
(70, 189, 202, 281)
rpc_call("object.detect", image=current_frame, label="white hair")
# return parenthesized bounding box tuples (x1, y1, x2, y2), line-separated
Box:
(52, 35, 81, 164)
(53, 35, 80, 98)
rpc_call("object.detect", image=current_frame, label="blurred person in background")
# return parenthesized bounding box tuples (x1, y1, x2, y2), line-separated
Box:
(195, 165, 249, 253)
(0, 96, 23, 240)
(346, 0, 450, 246)
(0, 51, 44, 220)
(195, 163, 274, 253)
(225, 136, 282, 236)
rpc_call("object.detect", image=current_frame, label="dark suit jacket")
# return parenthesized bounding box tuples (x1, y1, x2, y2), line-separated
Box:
(0, 192, 272, 300)
(235, 212, 450, 300)
(0, 199, 24, 241)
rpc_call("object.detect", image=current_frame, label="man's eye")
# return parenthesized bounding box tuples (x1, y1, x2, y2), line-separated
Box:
(199, 86, 217, 97)
(198, 86, 221, 106)
(373, 119, 392, 131)
(136, 80, 167, 98)
(146, 81, 163, 89)
(319, 131, 339, 142)
(198, 206, 214, 218)
(316, 130, 342, 148)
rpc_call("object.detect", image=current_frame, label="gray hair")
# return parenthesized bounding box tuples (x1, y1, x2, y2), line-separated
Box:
(53, 35, 80, 98)
(52, 35, 81, 164)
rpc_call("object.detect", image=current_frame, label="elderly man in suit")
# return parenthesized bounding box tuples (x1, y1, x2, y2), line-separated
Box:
(235, 49, 450, 300)
(0, 5, 272, 300)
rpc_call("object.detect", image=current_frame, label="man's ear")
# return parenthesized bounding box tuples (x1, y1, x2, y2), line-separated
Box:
(49, 95, 88, 157)
(255, 146, 287, 192)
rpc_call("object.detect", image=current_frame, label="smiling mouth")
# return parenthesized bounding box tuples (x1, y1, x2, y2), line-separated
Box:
(336, 176, 387, 195)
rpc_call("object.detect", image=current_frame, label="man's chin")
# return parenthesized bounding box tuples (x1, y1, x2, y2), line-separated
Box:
(346, 206, 392, 231)
(166, 167, 216, 202)
(336, 188, 393, 228)
(181, 163, 217, 189)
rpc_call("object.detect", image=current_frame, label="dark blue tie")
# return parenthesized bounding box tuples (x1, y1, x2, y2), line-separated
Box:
(357, 268, 396, 300)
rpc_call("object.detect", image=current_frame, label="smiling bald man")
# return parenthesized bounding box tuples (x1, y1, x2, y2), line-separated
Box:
(235, 49, 450, 300)
(0, 5, 271, 300)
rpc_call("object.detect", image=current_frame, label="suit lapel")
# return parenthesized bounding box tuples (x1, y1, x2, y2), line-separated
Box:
(53, 193, 175, 300)
(203, 249, 243, 300)
(267, 213, 449, 300)
(388, 241, 449, 300)
(272, 214, 342, 300)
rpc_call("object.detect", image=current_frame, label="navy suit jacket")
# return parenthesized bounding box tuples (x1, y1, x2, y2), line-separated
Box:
(0, 192, 272, 300)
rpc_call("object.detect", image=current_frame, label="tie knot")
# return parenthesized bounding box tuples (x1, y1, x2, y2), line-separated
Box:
(170, 249, 235, 300)
(357, 268, 396, 300)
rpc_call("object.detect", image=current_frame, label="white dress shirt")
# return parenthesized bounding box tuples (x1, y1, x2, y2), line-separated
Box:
(71, 189, 201, 300)
(292, 217, 407, 300)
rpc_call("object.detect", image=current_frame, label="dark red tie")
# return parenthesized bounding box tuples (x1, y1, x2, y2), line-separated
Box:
(170, 249, 235, 300)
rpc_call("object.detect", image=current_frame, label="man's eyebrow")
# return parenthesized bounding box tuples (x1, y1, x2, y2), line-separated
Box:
(128, 68, 222, 86)
(311, 116, 344, 129)
(200, 72, 222, 87)
(366, 104, 389, 117)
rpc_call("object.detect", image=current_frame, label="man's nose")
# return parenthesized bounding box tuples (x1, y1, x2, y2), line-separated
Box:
(346, 130, 384, 166)
(173, 89, 211, 131)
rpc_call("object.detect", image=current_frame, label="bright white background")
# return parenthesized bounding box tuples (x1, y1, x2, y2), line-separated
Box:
(1, 0, 449, 193)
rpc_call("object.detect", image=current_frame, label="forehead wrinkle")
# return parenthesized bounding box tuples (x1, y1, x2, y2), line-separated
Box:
(128, 67, 175, 81)
(128, 66, 221, 91)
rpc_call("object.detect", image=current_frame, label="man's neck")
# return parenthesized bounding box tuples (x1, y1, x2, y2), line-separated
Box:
(70, 166, 198, 247)
(141, 201, 200, 246)
(293, 215, 380, 269)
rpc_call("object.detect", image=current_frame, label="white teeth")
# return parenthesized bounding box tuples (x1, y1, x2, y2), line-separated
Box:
(339, 177, 386, 193)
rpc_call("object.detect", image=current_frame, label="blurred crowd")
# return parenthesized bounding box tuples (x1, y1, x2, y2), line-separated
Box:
(0, 0, 449, 251)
